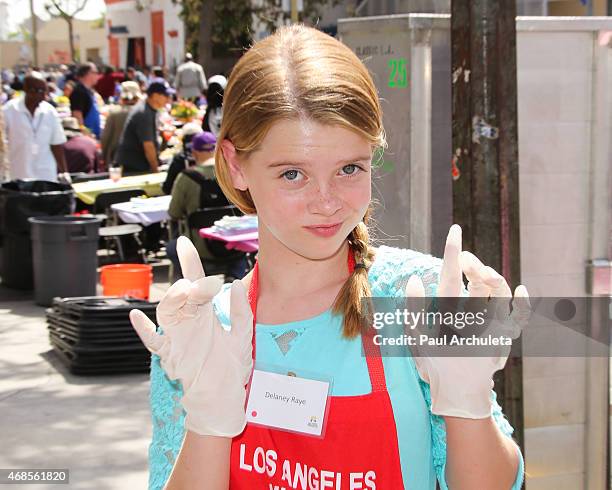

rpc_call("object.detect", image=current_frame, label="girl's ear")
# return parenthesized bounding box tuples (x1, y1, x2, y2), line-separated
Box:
(219, 139, 248, 191)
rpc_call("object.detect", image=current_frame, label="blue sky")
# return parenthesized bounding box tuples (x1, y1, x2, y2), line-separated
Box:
(9, 0, 106, 31)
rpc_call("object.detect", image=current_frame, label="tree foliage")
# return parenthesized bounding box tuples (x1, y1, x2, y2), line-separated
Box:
(173, 0, 204, 58)
(45, 0, 89, 20)
(173, 0, 340, 59)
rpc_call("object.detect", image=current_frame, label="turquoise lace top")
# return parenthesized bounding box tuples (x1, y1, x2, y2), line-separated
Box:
(148, 245, 525, 489)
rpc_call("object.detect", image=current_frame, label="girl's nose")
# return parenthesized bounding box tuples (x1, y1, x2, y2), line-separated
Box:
(307, 183, 342, 216)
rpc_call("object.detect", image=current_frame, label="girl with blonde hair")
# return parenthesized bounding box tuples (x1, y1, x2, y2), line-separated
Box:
(130, 24, 528, 489)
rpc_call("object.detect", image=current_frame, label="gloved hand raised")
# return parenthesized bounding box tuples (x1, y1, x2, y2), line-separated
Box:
(405, 225, 530, 419)
(129, 236, 254, 437)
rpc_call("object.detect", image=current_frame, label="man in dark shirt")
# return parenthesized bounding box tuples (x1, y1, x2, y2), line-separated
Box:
(114, 81, 173, 175)
(70, 62, 101, 139)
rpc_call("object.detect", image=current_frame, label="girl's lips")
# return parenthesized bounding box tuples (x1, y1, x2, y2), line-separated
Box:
(303, 223, 343, 238)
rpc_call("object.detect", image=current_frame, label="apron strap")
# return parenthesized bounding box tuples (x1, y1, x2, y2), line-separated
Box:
(248, 261, 259, 360)
(361, 330, 387, 393)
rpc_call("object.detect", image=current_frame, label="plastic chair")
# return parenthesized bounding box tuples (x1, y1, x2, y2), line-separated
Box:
(93, 189, 146, 262)
(186, 205, 249, 277)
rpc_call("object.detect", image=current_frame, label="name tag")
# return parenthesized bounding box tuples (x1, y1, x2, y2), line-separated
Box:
(31, 143, 39, 156)
(246, 369, 330, 437)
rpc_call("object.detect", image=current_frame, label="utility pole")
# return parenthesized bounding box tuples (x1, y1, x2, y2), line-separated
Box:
(451, 0, 524, 453)
(290, 0, 299, 23)
(29, 0, 38, 67)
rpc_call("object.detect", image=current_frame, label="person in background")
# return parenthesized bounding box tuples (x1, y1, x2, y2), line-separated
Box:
(56, 64, 70, 90)
(61, 116, 101, 174)
(124, 66, 136, 83)
(162, 66, 174, 86)
(150, 66, 165, 85)
(0, 83, 8, 181)
(45, 81, 61, 107)
(95, 66, 118, 103)
(47, 82, 61, 99)
(2, 69, 14, 87)
(142, 65, 152, 86)
(114, 81, 173, 175)
(1, 70, 13, 101)
(101, 81, 142, 167)
(166, 131, 247, 281)
(125, 66, 147, 91)
(3, 72, 68, 182)
(10, 76, 23, 93)
(45, 74, 62, 100)
(70, 62, 101, 139)
(202, 74, 226, 138)
(62, 80, 75, 99)
(162, 122, 203, 195)
(175, 53, 207, 102)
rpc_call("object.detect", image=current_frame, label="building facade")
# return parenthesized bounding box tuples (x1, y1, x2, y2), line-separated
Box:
(37, 18, 108, 65)
(105, 0, 185, 70)
(0, 1, 9, 41)
(0, 17, 107, 69)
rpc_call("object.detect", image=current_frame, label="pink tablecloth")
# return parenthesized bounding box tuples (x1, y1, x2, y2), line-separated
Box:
(199, 228, 259, 253)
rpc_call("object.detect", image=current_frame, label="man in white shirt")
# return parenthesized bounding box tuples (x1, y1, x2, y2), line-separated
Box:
(175, 53, 207, 101)
(3, 72, 68, 182)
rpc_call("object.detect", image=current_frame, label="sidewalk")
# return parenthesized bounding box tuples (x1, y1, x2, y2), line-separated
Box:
(0, 266, 172, 490)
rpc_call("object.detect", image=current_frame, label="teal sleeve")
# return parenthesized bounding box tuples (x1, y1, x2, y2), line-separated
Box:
(148, 348, 185, 490)
(147, 283, 234, 490)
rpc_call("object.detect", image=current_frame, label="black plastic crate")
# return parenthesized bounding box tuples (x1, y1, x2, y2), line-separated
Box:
(46, 296, 157, 376)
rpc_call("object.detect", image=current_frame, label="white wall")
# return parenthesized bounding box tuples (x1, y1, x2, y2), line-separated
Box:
(106, 0, 184, 68)
(516, 20, 611, 490)
(106, 0, 151, 66)
(161, 0, 184, 71)
(77, 21, 108, 64)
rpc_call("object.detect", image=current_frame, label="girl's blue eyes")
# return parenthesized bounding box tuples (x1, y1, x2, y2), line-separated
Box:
(281, 164, 362, 182)
(340, 164, 359, 176)
(283, 169, 300, 181)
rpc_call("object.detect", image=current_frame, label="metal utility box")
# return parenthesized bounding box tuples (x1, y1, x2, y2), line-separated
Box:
(339, 14, 612, 490)
(338, 14, 453, 253)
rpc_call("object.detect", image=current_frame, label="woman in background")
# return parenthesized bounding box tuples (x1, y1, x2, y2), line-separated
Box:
(202, 75, 226, 138)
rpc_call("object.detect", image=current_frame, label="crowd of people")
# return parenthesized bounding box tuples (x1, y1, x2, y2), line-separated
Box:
(0, 55, 227, 183)
(0, 54, 248, 278)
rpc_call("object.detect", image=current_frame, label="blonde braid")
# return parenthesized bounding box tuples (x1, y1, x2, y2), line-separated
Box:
(332, 209, 376, 338)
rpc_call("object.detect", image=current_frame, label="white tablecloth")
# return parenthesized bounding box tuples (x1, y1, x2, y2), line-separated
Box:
(111, 195, 172, 226)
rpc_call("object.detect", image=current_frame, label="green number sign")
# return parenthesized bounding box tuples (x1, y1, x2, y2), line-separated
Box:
(388, 58, 408, 88)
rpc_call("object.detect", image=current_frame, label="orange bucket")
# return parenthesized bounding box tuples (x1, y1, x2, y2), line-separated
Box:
(100, 264, 153, 300)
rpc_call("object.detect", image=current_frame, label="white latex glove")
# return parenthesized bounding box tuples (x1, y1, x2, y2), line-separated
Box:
(129, 236, 254, 437)
(405, 224, 530, 419)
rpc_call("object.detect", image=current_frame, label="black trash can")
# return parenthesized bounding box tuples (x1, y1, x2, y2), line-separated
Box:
(29, 216, 102, 306)
(0, 180, 74, 289)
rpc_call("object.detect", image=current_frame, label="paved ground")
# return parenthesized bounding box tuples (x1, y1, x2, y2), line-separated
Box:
(0, 264, 172, 490)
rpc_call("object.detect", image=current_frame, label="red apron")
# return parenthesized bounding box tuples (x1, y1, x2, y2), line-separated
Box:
(230, 249, 405, 489)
